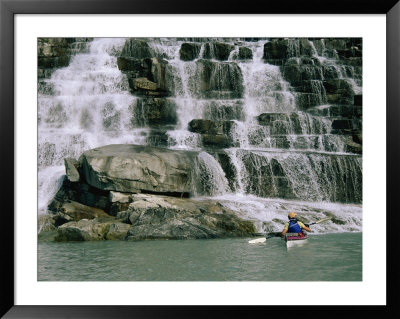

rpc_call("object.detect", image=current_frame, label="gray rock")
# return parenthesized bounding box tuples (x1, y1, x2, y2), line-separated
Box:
(48, 200, 111, 227)
(58, 200, 110, 221)
(38, 214, 57, 233)
(64, 158, 80, 182)
(105, 222, 132, 240)
(79, 144, 199, 196)
(55, 218, 129, 241)
(124, 194, 256, 240)
(132, 77, 158, 91)
(109, 191, 133, 203)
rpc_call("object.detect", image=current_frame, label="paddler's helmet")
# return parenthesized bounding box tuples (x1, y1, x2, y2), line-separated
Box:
(288, 212, 297, 219)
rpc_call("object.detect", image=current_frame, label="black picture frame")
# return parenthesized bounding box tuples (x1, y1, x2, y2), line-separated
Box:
(1, 0, 398, 317)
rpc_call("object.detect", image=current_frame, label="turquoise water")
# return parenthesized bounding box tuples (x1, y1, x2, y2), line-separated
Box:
(38, 232, 362, 281)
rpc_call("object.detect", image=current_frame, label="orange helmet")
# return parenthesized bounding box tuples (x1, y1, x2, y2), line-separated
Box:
(288, 212, 297, 219)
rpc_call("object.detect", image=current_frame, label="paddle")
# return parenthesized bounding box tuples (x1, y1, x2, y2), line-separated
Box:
(304, 216, 332, 227)
(248, 232, 280, 244)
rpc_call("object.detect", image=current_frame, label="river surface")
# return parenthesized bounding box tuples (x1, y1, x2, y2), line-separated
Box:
(38, 232, 361, 281)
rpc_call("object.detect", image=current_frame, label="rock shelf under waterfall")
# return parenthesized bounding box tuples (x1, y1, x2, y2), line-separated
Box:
(38, 37, 362, 241)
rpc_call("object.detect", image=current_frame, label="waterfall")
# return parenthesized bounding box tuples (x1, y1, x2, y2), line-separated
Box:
(38, 37, 362, 233)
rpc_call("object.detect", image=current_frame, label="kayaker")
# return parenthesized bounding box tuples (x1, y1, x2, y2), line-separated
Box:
(281, 212, 311, 237)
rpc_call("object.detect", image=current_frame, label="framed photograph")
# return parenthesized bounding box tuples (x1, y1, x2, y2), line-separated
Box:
(1, 0, 398, 317)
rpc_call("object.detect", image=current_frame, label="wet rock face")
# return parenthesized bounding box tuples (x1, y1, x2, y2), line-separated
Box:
(118, 57, 169, 96)
(132, 98, 177, 127)
(120, 39, 153, 59)
(238, 47, 253, 60)
(203, 42, 235, 61)
(262, 37, 362, 153)
(263, 39, 314, 64)
(195, 59, 244, 99)
(179, 42, 202, 61)
(188, 119, 235, 148)
(216, 149, 362, 203)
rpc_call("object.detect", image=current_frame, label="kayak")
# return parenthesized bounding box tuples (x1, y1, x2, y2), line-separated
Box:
(284, 232, 308, 248)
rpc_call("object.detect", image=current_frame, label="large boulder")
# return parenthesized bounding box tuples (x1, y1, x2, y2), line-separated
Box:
(79, 144, 199, 196)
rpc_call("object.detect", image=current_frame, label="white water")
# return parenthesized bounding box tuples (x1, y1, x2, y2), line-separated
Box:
(205, 194, 362, 233)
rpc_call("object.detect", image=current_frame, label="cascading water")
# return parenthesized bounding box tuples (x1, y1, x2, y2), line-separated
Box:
(193, 152, 230, 196)
(310, 38, 362, 95)
(38, 38, 148, 214)
(38, 37, 362, 234)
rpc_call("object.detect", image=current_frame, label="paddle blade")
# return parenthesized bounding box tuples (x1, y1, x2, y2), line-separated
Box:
(248, 237, 266, 244)
(313, 217, 332, 225)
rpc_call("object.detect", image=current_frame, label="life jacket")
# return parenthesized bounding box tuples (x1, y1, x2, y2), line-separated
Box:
(287, 219, 301, 233)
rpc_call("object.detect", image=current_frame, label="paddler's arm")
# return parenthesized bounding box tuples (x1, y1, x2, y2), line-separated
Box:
(299, 221, 311, 232)
(281, 223, 289, 236)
